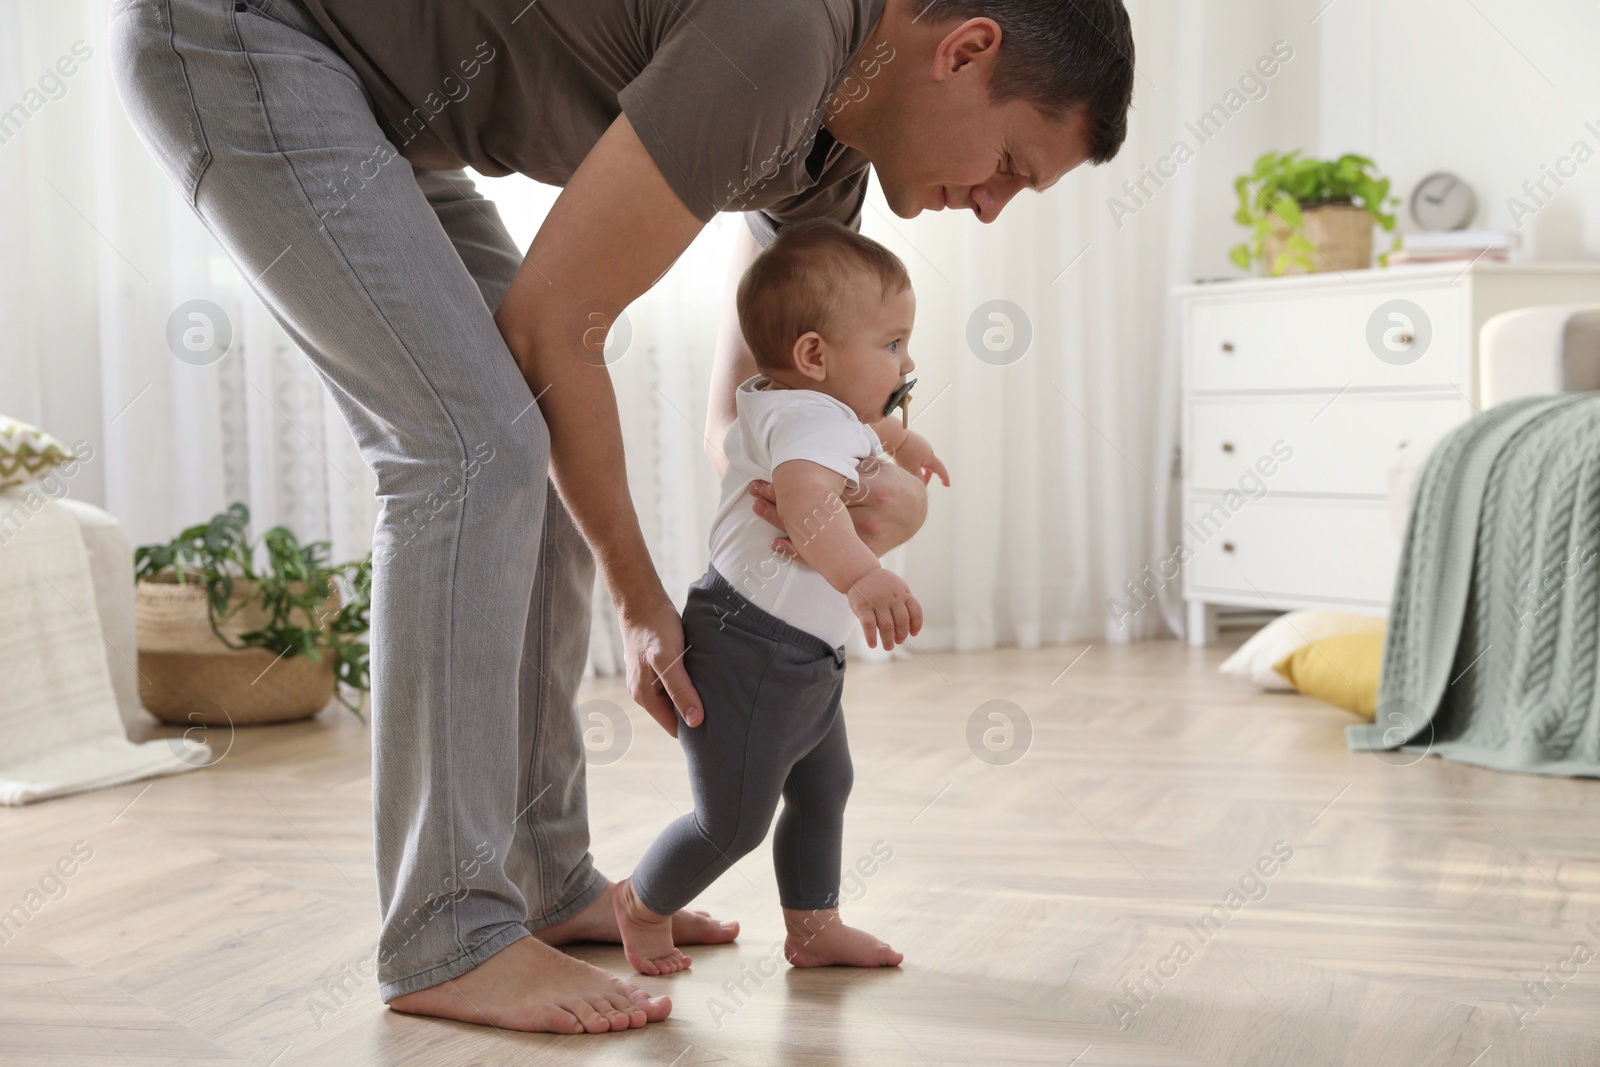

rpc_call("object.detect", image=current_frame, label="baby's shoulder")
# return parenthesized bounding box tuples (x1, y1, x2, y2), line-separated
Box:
(738, 385, 856, 428)
(735, 397, 876, 483)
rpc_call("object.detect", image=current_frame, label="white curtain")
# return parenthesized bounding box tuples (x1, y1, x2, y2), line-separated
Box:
(1, 0, 380, 562)
(2, 0, 1241, 671)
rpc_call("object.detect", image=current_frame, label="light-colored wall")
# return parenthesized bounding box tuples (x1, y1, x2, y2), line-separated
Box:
(1138, 0, 1600, 274)
(1316, 0, 1600, 260)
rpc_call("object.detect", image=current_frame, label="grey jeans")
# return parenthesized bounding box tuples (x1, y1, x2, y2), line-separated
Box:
(631, 566, 852, 916)
(109, 0, 604, 1000)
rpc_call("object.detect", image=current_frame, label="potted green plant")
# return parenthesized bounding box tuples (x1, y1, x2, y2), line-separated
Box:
(1229, 151, 1400, 276)
(133, 503, 372, 725)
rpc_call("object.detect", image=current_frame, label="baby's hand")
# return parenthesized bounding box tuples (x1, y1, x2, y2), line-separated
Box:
(847, 568, 923, 651)
(889, 430, 950, 487)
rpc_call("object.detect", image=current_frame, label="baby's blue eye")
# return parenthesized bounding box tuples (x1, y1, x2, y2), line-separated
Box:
(888, 340, 900, 352)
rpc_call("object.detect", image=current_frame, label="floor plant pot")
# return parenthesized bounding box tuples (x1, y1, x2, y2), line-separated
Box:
(136, 573, 338, 725)
(1264, 202, 1374, 274)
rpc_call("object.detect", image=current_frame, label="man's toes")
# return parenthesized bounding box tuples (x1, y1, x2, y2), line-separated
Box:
(700, 916, 739, 940)
(585, 994, 632, 1030)
(628, 988, 672, 1021)
(603, 990, 648, 1028)
(563, 999, 610, 1034)
(689, 908, 737, 932)
(537, 1005, 587, 1035)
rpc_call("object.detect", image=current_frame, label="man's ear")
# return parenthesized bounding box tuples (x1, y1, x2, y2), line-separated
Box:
(933, 17, 1001, 81)
(792, 332, 828, 382)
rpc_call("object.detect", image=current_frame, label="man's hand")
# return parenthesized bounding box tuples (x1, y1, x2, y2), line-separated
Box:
(618, 598, 704, 737)
(750, 456, 928, 558)
(847, 568, 923, 650)
(887, 430, 950, 487)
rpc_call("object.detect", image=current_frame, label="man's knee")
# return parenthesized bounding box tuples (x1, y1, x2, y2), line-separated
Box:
(372, 410, 546, 550)
(463, 411, 547, 498)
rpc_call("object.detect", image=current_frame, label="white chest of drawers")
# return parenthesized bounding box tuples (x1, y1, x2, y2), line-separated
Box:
(1176, 263, 1600, 646)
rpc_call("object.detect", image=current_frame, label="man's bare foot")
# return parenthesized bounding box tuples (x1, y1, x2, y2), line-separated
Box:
(532, 879, 739, 948)
(386, 934, 669, 1034)
(782, 908, 903, 968)
(612, 877, 693, 976)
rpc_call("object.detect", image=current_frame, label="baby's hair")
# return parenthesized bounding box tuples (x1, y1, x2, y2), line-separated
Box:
(736, 218, 911, 374)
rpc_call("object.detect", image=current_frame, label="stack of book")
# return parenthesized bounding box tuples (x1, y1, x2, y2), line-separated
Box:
(1389, 230, 1517, 265)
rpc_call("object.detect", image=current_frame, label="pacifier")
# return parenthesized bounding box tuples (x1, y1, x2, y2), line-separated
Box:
(883, 377, 917, 429)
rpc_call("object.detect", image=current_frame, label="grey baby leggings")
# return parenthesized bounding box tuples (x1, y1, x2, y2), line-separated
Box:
(632, 566, 853, 915)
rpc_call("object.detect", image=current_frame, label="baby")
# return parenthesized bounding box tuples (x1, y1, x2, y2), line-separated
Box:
(612, 218, 948, 975)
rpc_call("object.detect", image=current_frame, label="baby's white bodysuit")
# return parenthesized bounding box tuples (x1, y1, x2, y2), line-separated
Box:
(708, 375, 888, 647)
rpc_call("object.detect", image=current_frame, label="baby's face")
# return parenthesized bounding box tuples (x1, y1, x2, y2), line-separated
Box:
(816, 281, 917, 424)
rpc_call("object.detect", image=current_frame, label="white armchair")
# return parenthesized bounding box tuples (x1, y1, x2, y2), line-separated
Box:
(1478, 303, 1600, 404)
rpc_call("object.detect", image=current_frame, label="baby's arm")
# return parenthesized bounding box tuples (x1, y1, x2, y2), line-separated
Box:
(770, 459, 923, 650)
(871, 419, 950, 487)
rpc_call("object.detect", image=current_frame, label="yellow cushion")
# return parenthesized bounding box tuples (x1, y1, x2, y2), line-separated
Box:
(1272, 629, 1386, 720)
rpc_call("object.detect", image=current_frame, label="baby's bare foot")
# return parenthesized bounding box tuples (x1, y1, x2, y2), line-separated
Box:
(613, 877, 693, 976)
(386, 934, 668, 1033)
(782, 908, 903, 968)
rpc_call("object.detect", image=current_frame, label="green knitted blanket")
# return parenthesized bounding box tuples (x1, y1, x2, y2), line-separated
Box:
(1349, 392, 1600, 777)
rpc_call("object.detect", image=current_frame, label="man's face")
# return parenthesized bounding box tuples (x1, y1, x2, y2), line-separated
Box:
(873, 93, 1094, 224)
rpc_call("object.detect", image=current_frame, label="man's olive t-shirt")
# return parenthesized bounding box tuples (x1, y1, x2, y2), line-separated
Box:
(296, 0, 887, 246)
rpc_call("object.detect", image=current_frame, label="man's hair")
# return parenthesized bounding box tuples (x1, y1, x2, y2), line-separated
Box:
(912, 0, 1135, 163)
(736, 219, 911, 374)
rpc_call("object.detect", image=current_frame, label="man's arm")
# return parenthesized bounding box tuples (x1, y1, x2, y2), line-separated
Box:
(706, 222, 763, 478)
(770, 459, 921, 649)
(750, 457, 929, 558)
(874, 427, 951, 487)
(494, 111, 707, 737)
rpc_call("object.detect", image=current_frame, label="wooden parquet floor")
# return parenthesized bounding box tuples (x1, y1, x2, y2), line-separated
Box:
(3, 636, 1599, 1066)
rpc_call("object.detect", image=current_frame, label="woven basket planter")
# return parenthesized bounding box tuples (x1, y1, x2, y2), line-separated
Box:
(1264, 202, 1374, 274)
(136, 573, 339, 726)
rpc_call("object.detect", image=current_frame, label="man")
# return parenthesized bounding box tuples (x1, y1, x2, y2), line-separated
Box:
(110, 0, 1132, 1035)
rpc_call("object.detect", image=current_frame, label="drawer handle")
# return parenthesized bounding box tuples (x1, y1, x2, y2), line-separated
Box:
(1222, 542, 1236, 554)
(1220, 341, 1235, 353)
(1221, 442, 1235, 454)
(1392, 332, 1414, 347)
